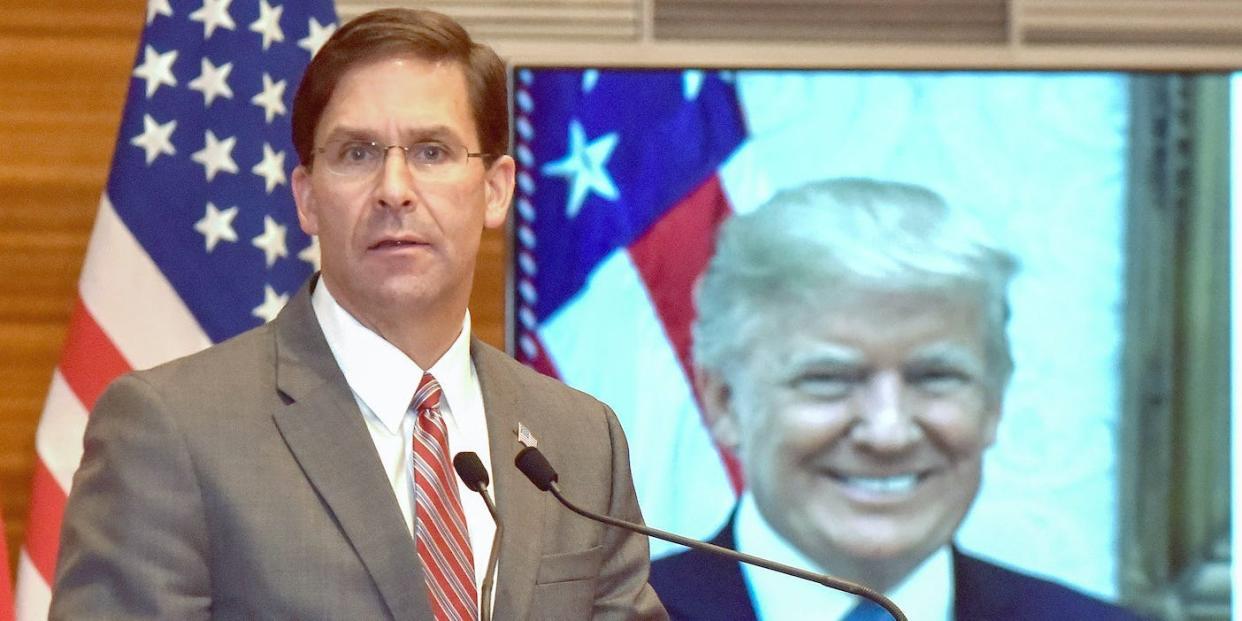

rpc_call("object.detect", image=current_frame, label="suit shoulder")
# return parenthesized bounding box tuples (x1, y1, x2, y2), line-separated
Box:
(472, 340, 611, 413)
(650, 525, 757, 621)
(111, 322, 277, 406)
(955, 552, 1149, 620)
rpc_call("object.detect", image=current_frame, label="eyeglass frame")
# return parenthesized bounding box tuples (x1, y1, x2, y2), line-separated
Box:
(310, 139, 499, 178)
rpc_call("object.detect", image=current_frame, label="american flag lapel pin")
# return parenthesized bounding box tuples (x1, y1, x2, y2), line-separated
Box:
(516, 422, 537, 448)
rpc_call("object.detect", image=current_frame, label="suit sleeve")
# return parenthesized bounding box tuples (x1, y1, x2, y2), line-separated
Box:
(50, 373, 212, 620)
(592, 403, 669, 620)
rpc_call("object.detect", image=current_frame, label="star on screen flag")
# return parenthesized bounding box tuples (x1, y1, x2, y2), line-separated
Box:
(13, 1, 336, 618)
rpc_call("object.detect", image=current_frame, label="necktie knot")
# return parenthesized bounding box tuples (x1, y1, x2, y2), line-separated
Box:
(413, 372, 443, 411)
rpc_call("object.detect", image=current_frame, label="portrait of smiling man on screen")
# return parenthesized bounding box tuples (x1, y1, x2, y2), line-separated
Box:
(650, 177, 1145, 621)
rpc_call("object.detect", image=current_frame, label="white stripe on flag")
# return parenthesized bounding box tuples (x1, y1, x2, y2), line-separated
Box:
(79, 195, 211, 370)
(13, 552, 51, 621)
(539, 248, 734, 557)
(34, 371, 89, 493)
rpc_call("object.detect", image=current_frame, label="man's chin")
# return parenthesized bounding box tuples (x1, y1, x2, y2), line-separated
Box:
(369, 281, 442, 310)
(815, 534, 944, 590)
(814, 514, 946, 563)
(330, 275, 439, 315)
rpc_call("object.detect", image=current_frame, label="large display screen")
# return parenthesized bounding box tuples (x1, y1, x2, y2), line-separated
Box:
(508, 68, 1224, 616)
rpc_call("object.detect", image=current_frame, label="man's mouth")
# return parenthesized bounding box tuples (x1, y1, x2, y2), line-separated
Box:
(369, 238, 424, 250)
(828, 471, 931, 495)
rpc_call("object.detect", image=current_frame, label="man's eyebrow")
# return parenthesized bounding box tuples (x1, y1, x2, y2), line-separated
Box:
(319, 125, 463, 144)
(320, 127, 377, 142)
(785, 344, 863, 370)
(908, 344, 985, 374)
(401, 125, 461, 143)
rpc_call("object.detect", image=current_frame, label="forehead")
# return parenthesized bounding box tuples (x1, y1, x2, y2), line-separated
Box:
(758, 287, 990, 362)
(315, 55, 475, 142)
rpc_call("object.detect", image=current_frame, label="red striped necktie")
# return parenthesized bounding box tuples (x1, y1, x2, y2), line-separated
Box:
(412, 372, 478, 620)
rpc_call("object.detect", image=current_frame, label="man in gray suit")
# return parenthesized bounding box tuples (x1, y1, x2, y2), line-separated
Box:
(51, 8, 666, 620)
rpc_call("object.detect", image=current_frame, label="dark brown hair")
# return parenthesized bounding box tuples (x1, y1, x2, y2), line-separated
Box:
(290, 8, 508, 167)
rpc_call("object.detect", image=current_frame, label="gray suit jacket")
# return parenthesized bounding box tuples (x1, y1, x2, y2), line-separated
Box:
(51, 281, 666, 620)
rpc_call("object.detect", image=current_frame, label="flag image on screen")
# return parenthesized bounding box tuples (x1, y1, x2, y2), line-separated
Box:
(513, 68, 1130, 601)
(15, 3, 336, 618)
(513, 68, 748, 554)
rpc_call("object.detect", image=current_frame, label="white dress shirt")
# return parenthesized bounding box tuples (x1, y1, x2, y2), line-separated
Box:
(311, 280, 496, 608)
(734, 492, 953, 621)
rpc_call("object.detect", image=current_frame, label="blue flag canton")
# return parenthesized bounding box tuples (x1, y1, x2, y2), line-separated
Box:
(108, 0, 337, 343)
(512, 68, 747, 324)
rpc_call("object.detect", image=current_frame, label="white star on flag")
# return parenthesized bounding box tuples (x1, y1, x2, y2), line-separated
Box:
(298, 235, 321, 271)
(541, 119, 620, 219)
(130, 114, 177, 165)
(132, 45, 178, 98)
(252, 215, 288, 268)
(251, 73, 288, 124)
(194, 202, 239, 252)
(252, 143, 287, 194)
(190, 0, 237, 40)
(299, 17, 336, 57)
(191, 130, 239, 182)
(252, 284, 289, 323)
(582, 69, 600, 93)
(683, 70, 705, 100)
(250, 0, 286, 51)
(188, 57, 234, 107)
(146, 0, 173, 24)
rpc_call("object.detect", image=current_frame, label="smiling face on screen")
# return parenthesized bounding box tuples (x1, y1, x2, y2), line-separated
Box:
(701, 286, 1002, 587)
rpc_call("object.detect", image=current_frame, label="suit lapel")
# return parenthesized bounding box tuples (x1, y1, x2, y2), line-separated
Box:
(952, 546, 1012, 620)
(269, 281, 431, 621)
(472, 340, 547, 621)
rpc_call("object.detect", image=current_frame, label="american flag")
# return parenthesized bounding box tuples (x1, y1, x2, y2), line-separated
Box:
(15, 1, 336, 617)
(511, 69, 748, 556)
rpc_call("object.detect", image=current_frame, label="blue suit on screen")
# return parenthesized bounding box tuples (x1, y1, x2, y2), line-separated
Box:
(649, 520, 1148, 621)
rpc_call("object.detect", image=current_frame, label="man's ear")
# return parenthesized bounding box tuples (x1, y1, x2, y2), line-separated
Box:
(482, 154, 515, 229)
(697, 368, 741, 452)
(291, 165, 318, 235)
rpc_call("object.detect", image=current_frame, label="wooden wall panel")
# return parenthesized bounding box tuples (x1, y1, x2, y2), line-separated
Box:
(654, 0, 1008, 43)
(1021, 0, 1242, 47)
(0, 0, 146, 578)
(338, 0, 641, 42)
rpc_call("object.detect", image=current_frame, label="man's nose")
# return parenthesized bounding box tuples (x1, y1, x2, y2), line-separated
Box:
(850, 371, 920, 451)
(376, 146, 416, 209)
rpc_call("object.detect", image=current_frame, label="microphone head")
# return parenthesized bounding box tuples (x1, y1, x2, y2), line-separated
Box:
(453, 451, 490, 492)
(514, 446, 558, 491)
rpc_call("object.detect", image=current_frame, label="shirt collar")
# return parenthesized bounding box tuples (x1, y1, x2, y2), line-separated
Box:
(311, 278, 474, 434)
(735, 492, 953, 621)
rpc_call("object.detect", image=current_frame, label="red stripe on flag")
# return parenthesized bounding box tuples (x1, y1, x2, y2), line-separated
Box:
(23, 460, 67, 587)
(627, 175, 743, 491)
(629, 175, 733, 385)
(60, 299, 132, 411)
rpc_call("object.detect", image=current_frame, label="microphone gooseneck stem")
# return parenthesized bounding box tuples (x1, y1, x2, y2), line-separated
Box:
(477, 483, 501, 621)
(546, 481, 906, 621)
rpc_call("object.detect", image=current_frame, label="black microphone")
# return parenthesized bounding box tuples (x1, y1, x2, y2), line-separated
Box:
(453, 452, 502, 621)
(514, 446, 907, 621)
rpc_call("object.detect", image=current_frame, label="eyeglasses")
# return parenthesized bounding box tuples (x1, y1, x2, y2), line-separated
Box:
(313, 139, 495, 180)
